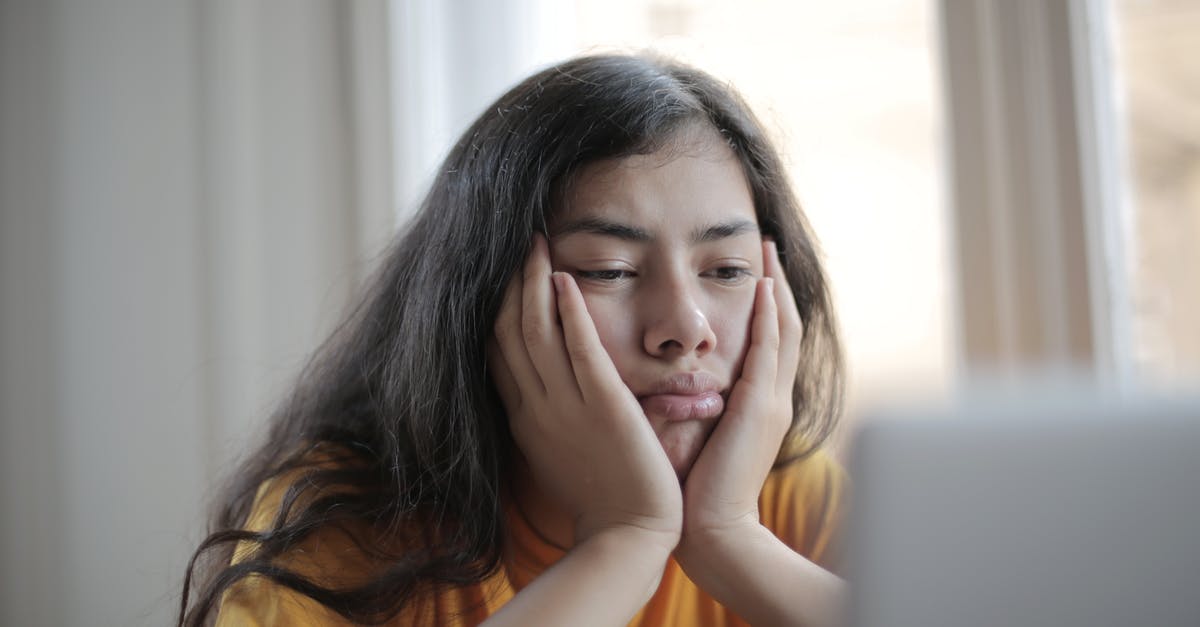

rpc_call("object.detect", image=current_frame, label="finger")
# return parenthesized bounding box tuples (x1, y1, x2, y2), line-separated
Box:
(764, 240, 803, 391)
(737, 277, 780, 390)
(551, 271, 626, 404)
(493, 267, 544, 395)
(689, 279, 782, 501)
(520, 233, 579, 397)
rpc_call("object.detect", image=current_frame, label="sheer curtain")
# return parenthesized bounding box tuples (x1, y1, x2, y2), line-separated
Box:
(389, 0, 575, 222)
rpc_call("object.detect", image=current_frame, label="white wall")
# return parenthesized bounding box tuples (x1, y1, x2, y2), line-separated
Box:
(2, 2, 205, 623)
(0, 1, 391, 624)
(2, 3, 69, 624)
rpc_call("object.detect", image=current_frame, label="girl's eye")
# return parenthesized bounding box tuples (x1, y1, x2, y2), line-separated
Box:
(706, 266, 753, 283)
(576, 269, 634, 282)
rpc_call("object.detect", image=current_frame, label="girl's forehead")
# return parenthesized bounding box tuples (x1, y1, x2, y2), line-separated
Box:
(554, 131, 756, 233)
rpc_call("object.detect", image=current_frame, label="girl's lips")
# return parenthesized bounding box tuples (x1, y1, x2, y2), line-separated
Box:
(638, 391, 725, 421)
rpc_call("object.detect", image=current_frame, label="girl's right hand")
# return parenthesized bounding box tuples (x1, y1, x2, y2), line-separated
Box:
(488, 234, 682, 549)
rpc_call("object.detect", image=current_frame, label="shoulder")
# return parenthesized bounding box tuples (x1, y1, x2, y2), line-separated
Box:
(214, 446, 510, 625)
(229, 445, 375, 566)
(216, 447, 395, 624)
(758, 447, 849, 573)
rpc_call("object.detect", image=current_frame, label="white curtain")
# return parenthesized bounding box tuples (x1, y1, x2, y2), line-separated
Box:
(390, 0, 575, 222)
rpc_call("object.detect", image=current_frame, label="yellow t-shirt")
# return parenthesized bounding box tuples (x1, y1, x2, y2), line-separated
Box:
(215, 450, 847, 626)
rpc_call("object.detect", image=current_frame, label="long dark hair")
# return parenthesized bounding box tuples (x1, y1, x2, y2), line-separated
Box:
(178, 52, 843, 626)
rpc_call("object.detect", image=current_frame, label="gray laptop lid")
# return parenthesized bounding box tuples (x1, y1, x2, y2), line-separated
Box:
(846, 394, 1200, 627)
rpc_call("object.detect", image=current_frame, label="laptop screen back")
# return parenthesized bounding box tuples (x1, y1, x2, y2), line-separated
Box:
(845, 395, 1200, 627)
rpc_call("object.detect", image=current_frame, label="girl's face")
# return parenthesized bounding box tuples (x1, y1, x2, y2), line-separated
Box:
(549, 127, 763, 480)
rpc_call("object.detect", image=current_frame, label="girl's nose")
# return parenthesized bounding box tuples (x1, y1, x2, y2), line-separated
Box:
(642, 281, 717, 359)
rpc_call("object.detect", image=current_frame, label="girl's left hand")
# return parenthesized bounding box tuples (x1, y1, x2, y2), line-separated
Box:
(676, 239, 803, 550)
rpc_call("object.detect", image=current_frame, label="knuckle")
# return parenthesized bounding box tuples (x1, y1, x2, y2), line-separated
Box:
(565, 338, 594, 362)
(522, 318, 546, 346)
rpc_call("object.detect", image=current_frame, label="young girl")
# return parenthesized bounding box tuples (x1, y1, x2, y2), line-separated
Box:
(180, 53, 847, 626)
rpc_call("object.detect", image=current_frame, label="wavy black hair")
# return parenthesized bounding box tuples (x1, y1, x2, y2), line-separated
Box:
(178, 52, 843, 626)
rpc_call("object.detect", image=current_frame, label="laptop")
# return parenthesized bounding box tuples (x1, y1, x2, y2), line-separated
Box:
(845, 390, 1200, 627)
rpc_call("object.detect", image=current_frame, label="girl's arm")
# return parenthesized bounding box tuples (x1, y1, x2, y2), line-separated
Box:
(675, 524, 845, 627)
(484, 526, 675, 627)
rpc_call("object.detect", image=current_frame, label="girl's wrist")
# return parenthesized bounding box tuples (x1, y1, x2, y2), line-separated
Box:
(570, 524, 679, 602)
(674, 517, 769, 572)
(575, 519, 682, 557)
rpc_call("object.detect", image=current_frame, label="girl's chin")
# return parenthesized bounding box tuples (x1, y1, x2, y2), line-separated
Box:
(669, 452, 702, 482)
(656, 419, 718, 481)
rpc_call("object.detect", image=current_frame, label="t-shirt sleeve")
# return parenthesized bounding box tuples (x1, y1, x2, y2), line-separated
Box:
(210, 458, 513, 626)
(758, 448, 850, 575)
(216, 575, 347, 627)
(212, 465, 389, 626)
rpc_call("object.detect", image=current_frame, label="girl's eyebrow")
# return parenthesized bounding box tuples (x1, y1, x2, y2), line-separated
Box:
(691, 219, 760, 243)
(552, 217, 652, 242)
(552, 217, 759, 244)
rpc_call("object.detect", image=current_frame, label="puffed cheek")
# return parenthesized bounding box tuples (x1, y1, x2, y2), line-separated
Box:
(711, 300, 755, 358)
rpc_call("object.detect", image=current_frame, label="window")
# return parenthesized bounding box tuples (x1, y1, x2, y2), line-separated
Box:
(1110, 0, 1200, 389)
(392, 0, 1199, 433)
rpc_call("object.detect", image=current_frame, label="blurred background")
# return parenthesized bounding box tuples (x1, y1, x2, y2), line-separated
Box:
(1, 0, 1196, 624)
